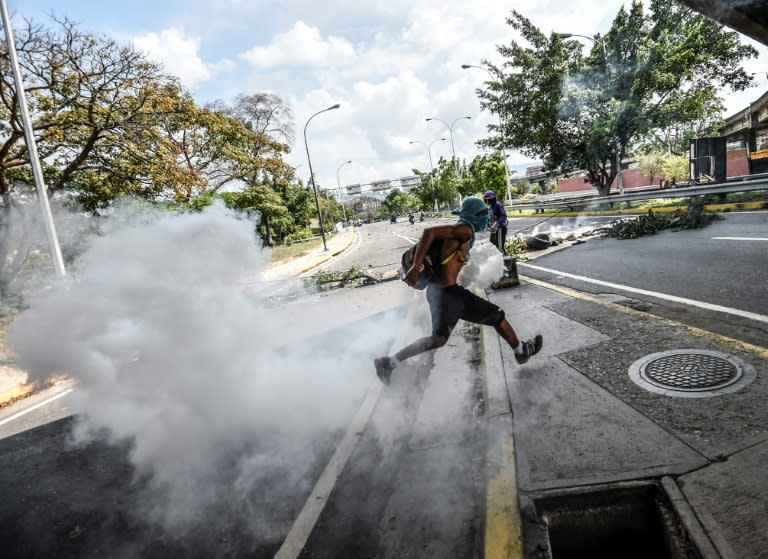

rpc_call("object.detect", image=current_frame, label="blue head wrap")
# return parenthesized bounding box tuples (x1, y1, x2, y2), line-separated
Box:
(458, 196, 489, 247)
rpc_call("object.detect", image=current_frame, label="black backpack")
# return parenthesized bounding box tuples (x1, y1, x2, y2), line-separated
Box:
(400, 240, 445, 290)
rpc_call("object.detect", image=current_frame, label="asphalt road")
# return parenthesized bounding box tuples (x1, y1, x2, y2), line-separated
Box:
(1, 210, 764, 558)
(0, 277, 485, 558)
(325, 214, 621, 276)
(519, 211, 768, 347)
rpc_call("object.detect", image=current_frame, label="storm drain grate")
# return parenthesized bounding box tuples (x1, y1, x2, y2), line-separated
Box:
(628, 349, 756, 398)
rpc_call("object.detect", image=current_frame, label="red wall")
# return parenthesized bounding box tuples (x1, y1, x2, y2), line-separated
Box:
(553, 151, 750, 193)
(557, 175, 592, 192)
(556, 167, 648, 193)
(726, 148, 749, 177)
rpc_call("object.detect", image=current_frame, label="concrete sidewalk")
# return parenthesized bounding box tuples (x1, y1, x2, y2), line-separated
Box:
(261, 227, 357, 282)
(481, 275, 768, 558)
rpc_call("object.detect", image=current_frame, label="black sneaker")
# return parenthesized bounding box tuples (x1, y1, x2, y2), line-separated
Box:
(515, 334, 543, 364)
(374, 357, 396, 385)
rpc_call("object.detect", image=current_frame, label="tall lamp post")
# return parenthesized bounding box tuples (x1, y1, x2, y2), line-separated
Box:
(409, 138, 446, 212)
(336, 160, 351, 228)
(461, 64, 513, 203)
(553, 32, 622, 195)
(425, 115, 471, 170)
(304, 103, 340, 251)
(0, 0, 66, 278)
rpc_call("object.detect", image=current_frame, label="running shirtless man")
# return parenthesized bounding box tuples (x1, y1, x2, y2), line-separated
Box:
(374, 196, 543, 385)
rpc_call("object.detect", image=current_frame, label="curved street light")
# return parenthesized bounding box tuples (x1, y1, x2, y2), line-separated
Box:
(303, 103, 340, 251)
(409, 138, 447, 211)
(425, 115, 471, 170)
(553, 32, 622, 194)
(336, 160, 352, 228)
(553, 32, 607, 61)
(461, 63, 512, 202)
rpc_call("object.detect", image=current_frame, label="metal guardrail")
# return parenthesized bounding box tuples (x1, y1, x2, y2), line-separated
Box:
(507, 176, 768, 211)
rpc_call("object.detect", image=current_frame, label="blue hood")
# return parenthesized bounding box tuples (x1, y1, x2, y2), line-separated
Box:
(457, 196, 489, 246)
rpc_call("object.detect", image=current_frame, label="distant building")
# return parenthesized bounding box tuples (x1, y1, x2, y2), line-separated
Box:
(525, 165, 545, 178)
(371, 180, 391, 191)
(720, 89, 768, 176)
(524, 165, 551, 192)
(399, 175, 421, 190)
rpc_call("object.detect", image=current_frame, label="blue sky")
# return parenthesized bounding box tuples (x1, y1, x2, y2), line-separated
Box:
(7, 0, 768, 190)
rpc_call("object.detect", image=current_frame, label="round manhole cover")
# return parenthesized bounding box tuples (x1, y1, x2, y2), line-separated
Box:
(628, 350, 756, 398)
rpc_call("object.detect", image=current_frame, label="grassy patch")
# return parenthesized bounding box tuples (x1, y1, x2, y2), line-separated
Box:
(270, 237, 324, 262)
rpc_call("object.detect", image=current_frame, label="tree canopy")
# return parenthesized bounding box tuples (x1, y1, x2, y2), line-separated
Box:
(475, 0, 757, 195)
(0, 16, 321, 294)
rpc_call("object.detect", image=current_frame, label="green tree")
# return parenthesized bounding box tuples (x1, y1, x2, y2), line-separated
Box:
(464, 152, 508, 197)
(382, 189, 414, 214)
(636, 150, 667, 185)
(476, 1, 756, 196)
(0, 17, 186, 206)
(432, 157, 462, 209)
(511, 178, 531, 198)
(221, 185, 292, 246)
(279, 180, 314, 229)
(409, 170, 436, 211)
(661, 152, 689, 183)
(641, 115, 723, 156)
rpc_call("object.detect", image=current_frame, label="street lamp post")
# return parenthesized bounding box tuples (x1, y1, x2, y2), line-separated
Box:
(425, 115, 471, 169)
(553, 33, 607, 61)
(461, 64, 512, 203)
(553, 32, 622, 195)
(0, 0, 66, 278)
(303, 103, 340, 251)
(336, 160, 352, 228)
(409, 138, 446, 212)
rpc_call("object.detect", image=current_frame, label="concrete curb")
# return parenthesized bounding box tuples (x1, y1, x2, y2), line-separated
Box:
(296, 229, 357, 276)
(480, 322, 523, 559)
(0, 381, 35, 409)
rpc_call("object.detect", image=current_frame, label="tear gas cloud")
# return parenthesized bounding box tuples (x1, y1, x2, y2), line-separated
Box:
(8, 204, 398, 533)
(458, 242, 505, 289)
(531, 213, 597, 239)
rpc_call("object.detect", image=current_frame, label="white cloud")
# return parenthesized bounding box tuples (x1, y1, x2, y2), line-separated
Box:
(81, 1, 768, 190)
(240, 21, 355, 68)
(133, 28, 211, 87)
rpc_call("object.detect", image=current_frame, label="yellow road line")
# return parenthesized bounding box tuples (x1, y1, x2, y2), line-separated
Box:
(485, 430, 522, 559)
(481, 319, 523, 559)
(520, 275, 768, 358)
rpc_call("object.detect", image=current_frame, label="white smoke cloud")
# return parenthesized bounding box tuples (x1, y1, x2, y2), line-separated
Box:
(8, 204, 395, 533)
(457, 241, 504, 289)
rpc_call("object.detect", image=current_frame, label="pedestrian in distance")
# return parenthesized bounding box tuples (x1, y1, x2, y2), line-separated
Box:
(373, 196, 543, 386)
(484, 190, 508, 255)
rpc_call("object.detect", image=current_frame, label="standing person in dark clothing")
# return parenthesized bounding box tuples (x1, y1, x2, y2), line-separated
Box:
(483, 190, 508, 255)
(373, 196, 543, 386)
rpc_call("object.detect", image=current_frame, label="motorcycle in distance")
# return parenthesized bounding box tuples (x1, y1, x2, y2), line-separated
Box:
(419, 211, 424, 222)
(390, 213, 397, 224)
(408, 213, 415, 225)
